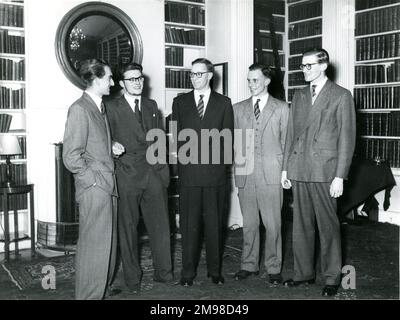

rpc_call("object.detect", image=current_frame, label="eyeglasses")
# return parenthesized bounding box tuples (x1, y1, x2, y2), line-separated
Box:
(123, 76, 144, 83)
(189, 72, 209, 78)
(299, 63, 319, 71)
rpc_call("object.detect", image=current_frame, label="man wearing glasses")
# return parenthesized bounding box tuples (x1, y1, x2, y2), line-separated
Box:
(281, 49, 356, 296)
(172, 58, 234, 286)
(106, 63, 173, 294)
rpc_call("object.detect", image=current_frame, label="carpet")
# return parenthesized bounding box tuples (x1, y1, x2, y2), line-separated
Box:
(1, 254, 75, 290)
(1, 239, 242, 291)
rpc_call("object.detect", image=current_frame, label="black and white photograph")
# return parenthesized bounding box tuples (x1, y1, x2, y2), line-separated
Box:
(0, 0, 399, 309)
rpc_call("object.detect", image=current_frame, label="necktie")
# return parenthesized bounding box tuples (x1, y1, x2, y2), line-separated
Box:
(197, 94, 204, 119)
(100, 101, 105, 114)
(254, 99, 261, 120)
(311, 85, 317, 98)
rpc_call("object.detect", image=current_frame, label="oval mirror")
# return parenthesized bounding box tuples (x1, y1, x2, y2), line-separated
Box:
(55, 2, 143, 90)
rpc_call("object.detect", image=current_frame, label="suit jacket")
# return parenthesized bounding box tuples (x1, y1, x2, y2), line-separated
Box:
(63, 93, 115, 202)
(106, 95, 169, 188)
(172, 90, 234, 187)
(283, 80, 356, 182)
(233, 95, 289, 187)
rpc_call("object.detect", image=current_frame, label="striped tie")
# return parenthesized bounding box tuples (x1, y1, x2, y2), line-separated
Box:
(254, 99, 261, 120)
(311, 85, 317, 97)
(197, 94, 204, 119)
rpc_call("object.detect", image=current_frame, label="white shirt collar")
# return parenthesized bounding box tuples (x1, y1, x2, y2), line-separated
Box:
(311, 75, 328, 97)
(85, 90, 102, 112)
(124, 93, 141, 112)
(252, 92, 269, 113)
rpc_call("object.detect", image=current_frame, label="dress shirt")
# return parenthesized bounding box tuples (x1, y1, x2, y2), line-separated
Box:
(85, 90, 103, 113)
(124, 93, 142, 113)
(252, 93, 269, 113)
(194, 88, 211, 116)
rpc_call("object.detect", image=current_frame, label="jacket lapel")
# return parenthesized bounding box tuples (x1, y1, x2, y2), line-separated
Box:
(141, 97, 156, 132)
(294, 80, 332, 139)
(260, 95, 275, 134)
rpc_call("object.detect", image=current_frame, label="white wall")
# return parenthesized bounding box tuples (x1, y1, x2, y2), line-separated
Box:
(25, 0, 165, 224)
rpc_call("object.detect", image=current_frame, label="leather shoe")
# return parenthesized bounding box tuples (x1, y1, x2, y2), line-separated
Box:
(268, 274, 283, 285)
(234, 270, 259, 280)
(179, 277, 193, 287)
(283, 278, 315, 287)
(104, 285, 122, 298)
(126, 284, 140, 295)
(209, 275, 224, 285)
(322, 285, 339, 297)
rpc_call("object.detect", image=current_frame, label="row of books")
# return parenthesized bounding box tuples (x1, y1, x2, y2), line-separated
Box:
(166, 69, 192, 89)
(288, 19, 322, 40)
(258, 16, 285, 33)
(257, 34, 283, 51)
(178, 0, 204, 3)
(357, 138, 400, 168)
(355, 6, 400, 36)
(0, 29, 24, 54)
(165, 47, 184, 66)
(0, 3, 24, 28)
(0, 163, 27, 211)
(355, 60, 400, 84)
(356, 33, 400, 61)
(0, 57, 24, 81)
(356, 0, 400, 11)
(0, 85, 25, 109)
(165, 27, 205, 46)
(357, 112, 400, 136)
(288, 0, 322, 22)
(257, 52, 285, 69)
(354, 86, 400, 109)
(289, 56, 303, 71)
(288, 72, 306, 86)
(165, 2, 205, 26)
(290, 36, 322, 55)
(0, 136, 26, 160)
(0, 113, 11, 132)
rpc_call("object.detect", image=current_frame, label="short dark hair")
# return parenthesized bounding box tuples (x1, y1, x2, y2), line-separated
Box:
(119, 62, 143, 79)
(78, 59, 110, 87)
(192, 58, 214, 73)
(248, 63, 272, 79)
(303, 48, 330, 64)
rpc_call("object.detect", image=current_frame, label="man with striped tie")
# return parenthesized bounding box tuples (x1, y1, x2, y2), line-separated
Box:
(172, 58, 234, 286)
(233, 63, 289, 286)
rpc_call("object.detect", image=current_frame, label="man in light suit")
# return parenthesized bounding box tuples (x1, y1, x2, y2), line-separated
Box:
(106, 63, 173, 293)
(281, 49, 356, 296)
(172, 58, 234, 286)
(63, 59, 124, 299)
(233, 64, 289, 285)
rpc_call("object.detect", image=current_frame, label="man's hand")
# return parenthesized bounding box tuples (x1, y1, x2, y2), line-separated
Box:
(330, 177, 343, 198)
(112, 141, 125, 157)
(281, 171, 292, 189)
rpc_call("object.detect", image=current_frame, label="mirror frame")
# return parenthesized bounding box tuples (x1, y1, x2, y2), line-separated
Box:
(55, 1, 143, 90)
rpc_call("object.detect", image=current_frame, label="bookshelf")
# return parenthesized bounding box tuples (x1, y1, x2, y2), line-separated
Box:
(254, 0, 286, 100)
(0, 0, 29, 245)
(164, 0, 206, 116)
(286, 0, 322, 103)
(354, 0, 400, 172)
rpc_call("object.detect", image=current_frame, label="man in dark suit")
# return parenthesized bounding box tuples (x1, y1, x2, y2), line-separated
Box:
(63, 59, 123, 299)
(106, 63, 173, 293)
(233, 64, 289, 285)
(281, 49, 356, 296)
(172, 58, 234, 286)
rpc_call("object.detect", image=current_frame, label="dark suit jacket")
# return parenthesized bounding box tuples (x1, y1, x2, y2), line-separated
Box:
(172, 90, 234, 187)
(63, 93, 115, 201)
(106, 95, 169, 188)
(283, 80, 356, 182)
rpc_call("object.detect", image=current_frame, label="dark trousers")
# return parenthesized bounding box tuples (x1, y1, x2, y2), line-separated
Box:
(117, 170, 173, 289)
(179, 185, 226, 279)
(292, 181, 342, 285)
